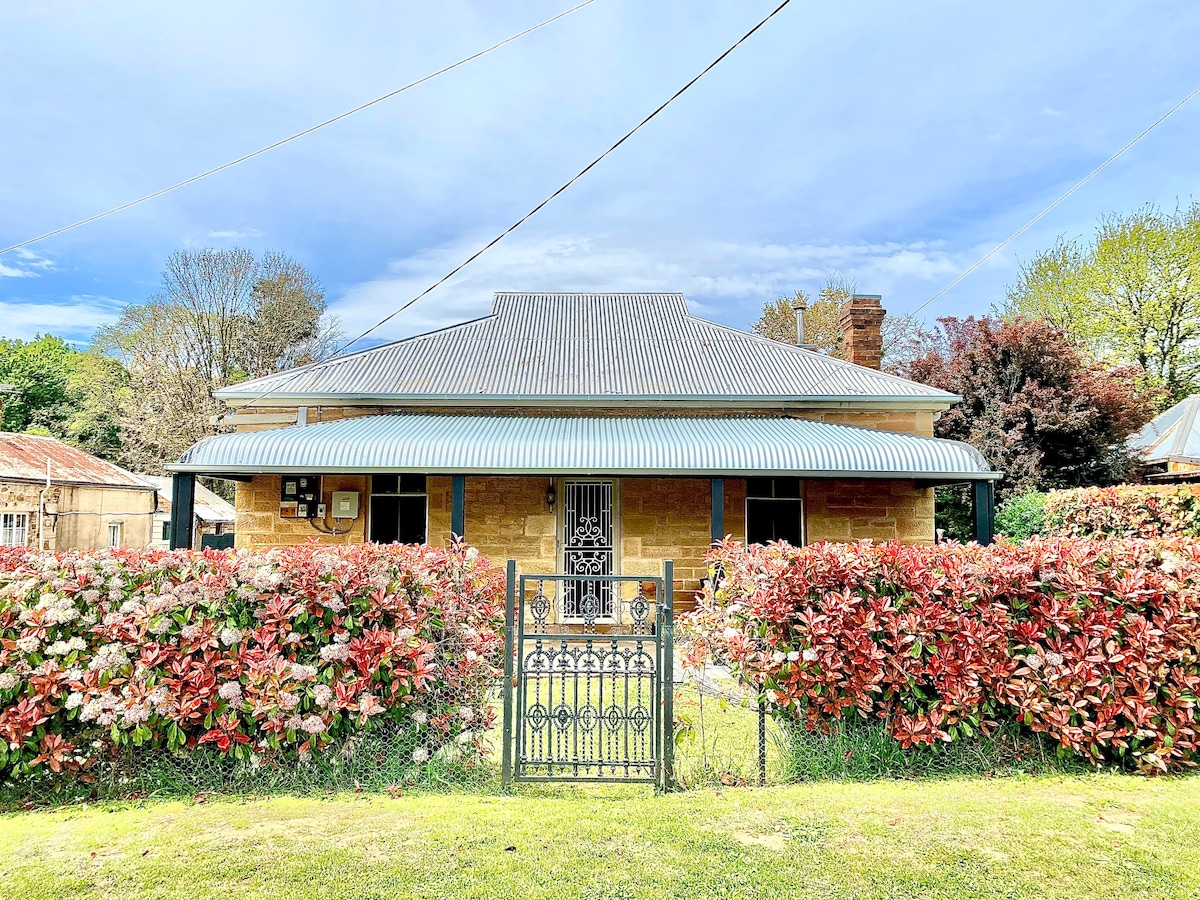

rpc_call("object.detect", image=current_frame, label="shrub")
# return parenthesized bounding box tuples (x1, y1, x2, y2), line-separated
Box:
(0, 542, 504, 785)
(994, 491, 1047, 540)
(1043, 485, 1200, 538)
(683, 538, 1200, 773)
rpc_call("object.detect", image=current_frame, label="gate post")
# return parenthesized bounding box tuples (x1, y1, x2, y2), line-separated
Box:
(501, 559, 516, 790)
(661, 560, 675, 791)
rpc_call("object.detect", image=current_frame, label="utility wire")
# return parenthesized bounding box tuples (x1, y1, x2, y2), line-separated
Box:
(0, 0, 599, 257)
(908, 82, 1200, 319)
(228, 0, 795, 413)
(793, 80, 1200, 396)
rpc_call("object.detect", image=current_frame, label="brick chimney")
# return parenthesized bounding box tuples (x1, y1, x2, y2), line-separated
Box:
(838, 294, 885, 369)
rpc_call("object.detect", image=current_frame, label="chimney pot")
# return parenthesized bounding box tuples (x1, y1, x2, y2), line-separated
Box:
(838, 293, 885, 369)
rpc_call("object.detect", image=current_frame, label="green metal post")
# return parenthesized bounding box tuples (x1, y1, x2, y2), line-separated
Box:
(501, 559, 516, 790)
(662, 559, 675, 791)
(169, 473, 195, 550)
(758, 701, 767, 786)
(710, 478, 724, 543)
(451, 475, 465, 538)
(973, 479, 995, 545)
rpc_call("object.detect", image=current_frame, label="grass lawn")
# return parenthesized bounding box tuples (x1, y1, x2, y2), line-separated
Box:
(2, 774, 1198, 900)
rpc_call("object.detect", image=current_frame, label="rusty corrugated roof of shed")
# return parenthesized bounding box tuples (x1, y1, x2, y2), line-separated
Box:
(216, 292, 958, 408)
(0, 433, 154, 489)
(137, 475, 236, 524)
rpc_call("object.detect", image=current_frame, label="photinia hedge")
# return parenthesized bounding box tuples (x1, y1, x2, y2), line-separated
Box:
(684, 538, 1200, 772)
(1043, 485, 1200, 539)
(0, 542, 504, 781)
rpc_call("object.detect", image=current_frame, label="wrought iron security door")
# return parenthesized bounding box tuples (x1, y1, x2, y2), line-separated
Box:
(560, 480, 615, 620)
(501, 560, 675, 790)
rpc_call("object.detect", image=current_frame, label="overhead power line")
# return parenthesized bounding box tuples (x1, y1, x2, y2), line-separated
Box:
(228, 0, 795, 413)
(792, 79, 1200, 397)
(907, 82, 1200, 319)
(0, 0, 600, 257)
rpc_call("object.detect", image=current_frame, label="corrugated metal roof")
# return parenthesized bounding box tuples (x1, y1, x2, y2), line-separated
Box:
(137, 475, 237, 524)
(0, 433, 154, 489)
(170, 413, 998, 480)
(217, 293, 956, 406)
(1130, 396, 1200, 464)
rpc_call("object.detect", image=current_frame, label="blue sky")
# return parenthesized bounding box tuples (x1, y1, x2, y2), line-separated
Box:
(1, 1, 1199, 347)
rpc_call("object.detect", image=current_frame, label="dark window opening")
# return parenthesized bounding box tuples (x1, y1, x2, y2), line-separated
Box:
(161, 521, 171, 541)
(746, 478, 803, 546)
(369, 476, 428, 544)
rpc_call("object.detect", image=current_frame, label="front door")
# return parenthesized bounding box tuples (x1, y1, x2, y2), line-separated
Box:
(560, 479, 615, 621)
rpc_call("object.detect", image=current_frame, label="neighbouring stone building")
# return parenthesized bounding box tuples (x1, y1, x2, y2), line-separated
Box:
(0, 433, 157, 550)
(168, 292, 998, 616)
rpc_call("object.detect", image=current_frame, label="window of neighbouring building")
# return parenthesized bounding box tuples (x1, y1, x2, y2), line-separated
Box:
(108, 523, 122, 548)
(161, 521, 171, 542)
(745, 477, 803, 546)
(369, 475, 427, 544)
(0, 513, 28, 546)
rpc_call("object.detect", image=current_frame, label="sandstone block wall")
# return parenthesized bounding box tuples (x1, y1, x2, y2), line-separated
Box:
(804, 479, 935, 544)
(231, 474, 937, 611)
(0, 480, 46, 548)
(234, 475, 368, 549)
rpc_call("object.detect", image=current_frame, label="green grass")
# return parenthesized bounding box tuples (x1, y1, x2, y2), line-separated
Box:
(2, 774, 1199, 899)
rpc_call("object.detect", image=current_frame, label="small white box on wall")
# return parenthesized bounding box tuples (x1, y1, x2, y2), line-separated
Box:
(330, 491, 360, 519)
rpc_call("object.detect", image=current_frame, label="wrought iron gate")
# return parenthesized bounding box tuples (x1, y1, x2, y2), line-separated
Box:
(500, 560, 675, 790)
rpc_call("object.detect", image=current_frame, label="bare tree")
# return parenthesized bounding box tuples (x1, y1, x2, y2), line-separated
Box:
(95, 248, 340, 473)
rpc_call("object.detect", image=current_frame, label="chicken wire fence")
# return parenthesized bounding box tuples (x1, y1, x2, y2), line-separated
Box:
(3, 685, 509, 808)
(3, 663, 1078, 810)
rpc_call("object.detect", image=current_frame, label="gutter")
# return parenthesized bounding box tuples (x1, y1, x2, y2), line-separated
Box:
(166, 461, 1002, 481)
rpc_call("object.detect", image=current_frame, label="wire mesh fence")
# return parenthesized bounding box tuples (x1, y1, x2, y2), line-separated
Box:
(2, 671, 1087, 809)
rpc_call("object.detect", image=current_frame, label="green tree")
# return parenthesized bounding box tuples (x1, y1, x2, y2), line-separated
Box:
(0, 335, 75, 433)
(0, 337, 123, 459)
(1005, 203, 1200, 405)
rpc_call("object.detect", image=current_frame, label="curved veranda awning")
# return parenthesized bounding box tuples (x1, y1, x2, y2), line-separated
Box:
(168, 413, 999, 483)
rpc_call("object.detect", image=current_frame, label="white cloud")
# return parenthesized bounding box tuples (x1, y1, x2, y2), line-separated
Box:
(330, 232, 993, 346)
(0, 295, 120, 341)
(0, 248, 54, 278)
(208, 228, 263, 239)
(1040, 106, 1066, 118)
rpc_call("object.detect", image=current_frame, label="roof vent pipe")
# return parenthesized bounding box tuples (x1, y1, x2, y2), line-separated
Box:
(791, 297, 807, 346)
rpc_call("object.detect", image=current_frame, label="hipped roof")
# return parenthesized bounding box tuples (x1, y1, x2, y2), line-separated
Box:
(216, 293, 957, 408)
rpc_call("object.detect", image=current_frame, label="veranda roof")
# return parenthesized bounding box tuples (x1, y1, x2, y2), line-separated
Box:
(169, 413, 999, 482)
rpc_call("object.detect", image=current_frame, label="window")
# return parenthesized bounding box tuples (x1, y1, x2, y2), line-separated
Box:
(0, 513, 28, 547)
(369, 475, 427, 544)
(161, 521, 171, 542)
(745, 477, 803, 546)
(107, 523, 122, 548)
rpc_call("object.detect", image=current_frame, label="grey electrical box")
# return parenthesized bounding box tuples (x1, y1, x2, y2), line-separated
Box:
(330, 491, 360, 519)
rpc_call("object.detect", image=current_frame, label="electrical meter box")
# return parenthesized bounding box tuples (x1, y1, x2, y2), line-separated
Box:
(279, 475, 320, 519)
(330, 491, 360, 520)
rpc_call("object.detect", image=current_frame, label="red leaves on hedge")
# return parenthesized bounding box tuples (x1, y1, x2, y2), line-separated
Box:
(684, 538, 1200, 772)
(0, 541, 504, 778)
